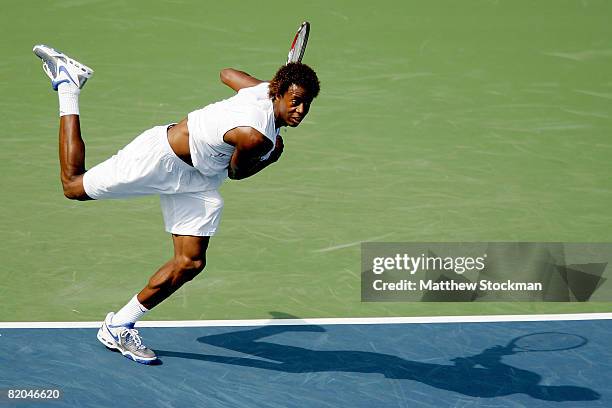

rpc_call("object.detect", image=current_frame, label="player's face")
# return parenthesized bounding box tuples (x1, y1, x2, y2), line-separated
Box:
(278, 84, 313, 127)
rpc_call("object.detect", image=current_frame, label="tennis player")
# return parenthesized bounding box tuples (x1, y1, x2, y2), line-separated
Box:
(33, 44, 320, 364)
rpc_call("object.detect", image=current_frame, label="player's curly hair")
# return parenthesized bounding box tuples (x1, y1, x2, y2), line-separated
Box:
(269, 62, 320, 99)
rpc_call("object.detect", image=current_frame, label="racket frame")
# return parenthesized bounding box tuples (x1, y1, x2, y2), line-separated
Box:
(287, 21, 310, 64)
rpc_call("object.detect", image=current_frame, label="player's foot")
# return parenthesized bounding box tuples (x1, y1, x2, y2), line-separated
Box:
(96, 312, 157, 364)
(32, 44, 94, 91)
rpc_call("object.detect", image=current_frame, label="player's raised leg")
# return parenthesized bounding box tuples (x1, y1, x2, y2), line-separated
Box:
(33, 44, 94, 200)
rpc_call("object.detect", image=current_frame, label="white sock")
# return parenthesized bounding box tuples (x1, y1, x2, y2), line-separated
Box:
(57, 82, 80, 117)
(111, 294, 149, 327)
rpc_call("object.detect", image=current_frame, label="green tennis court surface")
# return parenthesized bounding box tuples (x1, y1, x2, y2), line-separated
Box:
(1, 0, 611, 322)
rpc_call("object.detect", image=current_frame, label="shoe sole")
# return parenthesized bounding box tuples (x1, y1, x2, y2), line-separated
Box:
(97, 325, 157, 365)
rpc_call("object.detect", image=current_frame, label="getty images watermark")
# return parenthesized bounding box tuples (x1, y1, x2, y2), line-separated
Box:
(370, 253, 542, 291)
(361, 243, 612, 302)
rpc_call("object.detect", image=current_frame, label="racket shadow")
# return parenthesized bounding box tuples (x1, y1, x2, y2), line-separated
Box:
(155, 324, 599, 402)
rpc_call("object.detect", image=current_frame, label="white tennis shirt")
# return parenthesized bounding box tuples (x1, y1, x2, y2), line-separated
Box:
(187, 82, 279, 186)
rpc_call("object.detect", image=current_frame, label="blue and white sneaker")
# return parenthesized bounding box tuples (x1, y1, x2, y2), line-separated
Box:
(96, 312, 157, 365)
(32, 44, 94, 91)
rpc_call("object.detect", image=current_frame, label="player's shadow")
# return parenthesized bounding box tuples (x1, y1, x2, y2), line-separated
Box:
(155, 314, 599, 402)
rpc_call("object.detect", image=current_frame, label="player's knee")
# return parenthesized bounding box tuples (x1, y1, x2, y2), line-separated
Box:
(61, 177, 89, 201)
(174, 256, 206, 272)
(63, 186, 85, 201)
(174, 255, 206, 282)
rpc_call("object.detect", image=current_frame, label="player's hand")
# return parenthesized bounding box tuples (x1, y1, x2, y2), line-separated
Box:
(268, 135, 284, 163)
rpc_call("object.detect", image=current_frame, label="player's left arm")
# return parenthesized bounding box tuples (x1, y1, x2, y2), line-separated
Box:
(228, 135, 284, 180)
(225, 127, 284, 180)
(238, 135, 283, 178)
(220, 68, 265, 92)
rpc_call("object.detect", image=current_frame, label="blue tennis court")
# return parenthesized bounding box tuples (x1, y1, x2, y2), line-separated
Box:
(1, 316, 610, 407)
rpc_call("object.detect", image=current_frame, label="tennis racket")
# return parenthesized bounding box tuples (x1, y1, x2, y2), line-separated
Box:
(507, 332, 587, 353)
(286, 21, 310, 64)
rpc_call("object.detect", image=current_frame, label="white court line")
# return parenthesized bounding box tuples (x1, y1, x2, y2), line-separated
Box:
(314, 233, 394, 253)
(0, 313, 611, 329)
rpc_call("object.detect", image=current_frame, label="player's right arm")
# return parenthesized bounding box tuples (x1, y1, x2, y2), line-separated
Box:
(220, 68, 264, 92)
(224, 127, 282, 180)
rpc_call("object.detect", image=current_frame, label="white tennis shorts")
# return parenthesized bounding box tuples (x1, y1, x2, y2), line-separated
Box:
(83, 125, 225, 236)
